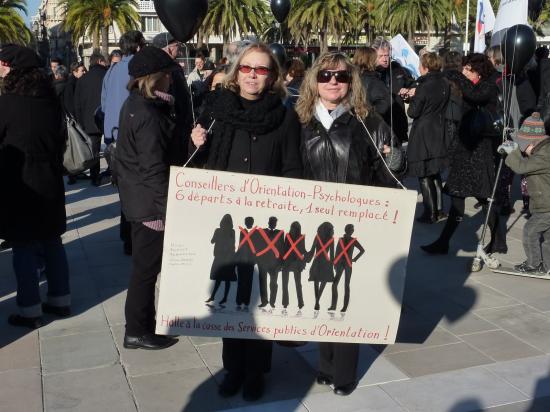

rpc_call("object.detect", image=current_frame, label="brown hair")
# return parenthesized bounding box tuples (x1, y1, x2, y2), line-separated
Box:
(420, 52, 442, 72)
(353, 47, 378, 72)
(128, 71, 167, 99)
(287, 58, 305, 78)
(295, 52, 368, 124)
(486, 46, 503, 67)
(222, 43, 286, 99)
(441, 51, 462, 71)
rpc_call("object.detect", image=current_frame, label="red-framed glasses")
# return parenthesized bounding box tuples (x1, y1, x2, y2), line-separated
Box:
(238, 65, 271, 76)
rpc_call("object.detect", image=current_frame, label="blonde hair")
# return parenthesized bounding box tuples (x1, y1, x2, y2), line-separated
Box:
(295, 52, 369, 124)
(128, 71, 167, 99)
(420, 52, 442, 72)
(222, 43, 287, 99)
(353, 47, 378, 72)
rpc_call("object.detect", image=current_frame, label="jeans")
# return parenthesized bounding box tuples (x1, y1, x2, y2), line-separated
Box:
(523, 212, 550, 268)
(12, 236, 70, 317)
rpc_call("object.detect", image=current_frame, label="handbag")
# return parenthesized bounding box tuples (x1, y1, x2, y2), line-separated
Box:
(63, 116, 96, 175)
(104, 141, 118, 185)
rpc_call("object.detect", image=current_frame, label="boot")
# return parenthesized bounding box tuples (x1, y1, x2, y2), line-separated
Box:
(420, 215, 462, 255)
(483, 206, 508, 254)
(433, 175, 447, 222)
(417, 177, 437, 224)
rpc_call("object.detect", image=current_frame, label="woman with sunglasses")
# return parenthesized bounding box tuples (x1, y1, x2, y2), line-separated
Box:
(190, 43, 302, 402)
(295, 52, 395, 396)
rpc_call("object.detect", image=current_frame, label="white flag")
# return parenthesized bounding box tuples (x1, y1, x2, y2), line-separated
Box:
(474, 0, 496, 53)
(491, 0, 529, 46)
(390, 34, 420, 78)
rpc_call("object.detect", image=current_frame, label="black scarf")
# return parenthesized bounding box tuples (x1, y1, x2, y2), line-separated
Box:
(206, 89, 286, 170)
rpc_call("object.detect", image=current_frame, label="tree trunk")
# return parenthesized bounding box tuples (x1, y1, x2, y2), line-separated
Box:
(92, 29, 100, 53)
(320, 31, 327, 54)
(101, 25, 109, 58)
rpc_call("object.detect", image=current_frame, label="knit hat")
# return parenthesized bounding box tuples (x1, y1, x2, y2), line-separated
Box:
(0, 44, 41, 70)
(513, 112, 548, 151)
(128, 46, 179, 78)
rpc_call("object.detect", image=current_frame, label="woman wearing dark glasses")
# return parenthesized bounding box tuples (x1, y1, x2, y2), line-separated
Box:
(295, 52, 395, 396)
(190, 43, 302, 402)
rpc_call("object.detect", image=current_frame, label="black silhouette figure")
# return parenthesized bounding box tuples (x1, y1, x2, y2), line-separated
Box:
(255, 217, 284, 309)
(206, 214, 236, 305)
(328, 224, 365, 313)
(281, 221, 307, 310)
(307, 222, 335, 311)
(235, 217, 257, 310)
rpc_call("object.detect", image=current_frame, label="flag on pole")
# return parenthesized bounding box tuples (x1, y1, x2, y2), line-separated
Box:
(474, 0, 496, 52)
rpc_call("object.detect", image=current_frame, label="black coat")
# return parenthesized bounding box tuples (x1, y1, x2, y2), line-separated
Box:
(360, 71, 391, 117)
(301, 111, 394, 187)
(407, 71, 450, 177)
(192, 92, 302, 178)
(378, 62, 414, 143)
(74, 65, 107, 134)
(170, 67, 194, 166)
(0, 94, 66, 241)
(116, 92, 175, 222)
(63, 75, 78, 117)
(445, 76, 500, 199)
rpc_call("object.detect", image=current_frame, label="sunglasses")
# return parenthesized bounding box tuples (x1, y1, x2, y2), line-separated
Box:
(238, 65, 271, 76)
(317, 70, 351, 84)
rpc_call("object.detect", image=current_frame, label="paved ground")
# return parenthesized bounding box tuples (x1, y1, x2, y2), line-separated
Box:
(2, 174, 550, 412)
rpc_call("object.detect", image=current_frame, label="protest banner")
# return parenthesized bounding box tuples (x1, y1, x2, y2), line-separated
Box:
(155, 167, 416, 344)
(390, 34, 420, 78)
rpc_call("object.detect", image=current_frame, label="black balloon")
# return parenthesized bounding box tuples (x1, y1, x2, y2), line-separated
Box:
(153, 0, 208, 43)
(528, 0, 545, 21)
(501, 24, 536, 75)
(270, 0, 291, 23)
(269, 43, 287, 68)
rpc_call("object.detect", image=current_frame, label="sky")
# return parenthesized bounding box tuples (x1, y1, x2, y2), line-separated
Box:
(22, 0, 41, 25)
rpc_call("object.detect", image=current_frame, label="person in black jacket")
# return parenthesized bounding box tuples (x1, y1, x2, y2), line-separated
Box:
(372, 37, 414, 143)
(0, 45, 70, 329)
(353, 47, 391, 119)
(295, 51, 395, 397)
(63, 62, 86, 119)
(190, 42, 302, 402)
(422, 53, 506, 255)
(404, 52, 450, 223)
(74, 53, 107, 186)
(116, 46, 181, 351)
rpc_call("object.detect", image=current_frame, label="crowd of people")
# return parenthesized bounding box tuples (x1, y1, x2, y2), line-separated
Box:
(1, 30, 550, 402)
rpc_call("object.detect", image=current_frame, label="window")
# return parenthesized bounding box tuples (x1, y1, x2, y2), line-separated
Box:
(141, 17, 160, 33)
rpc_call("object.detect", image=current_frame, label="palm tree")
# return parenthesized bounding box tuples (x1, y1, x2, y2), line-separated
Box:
(371, 0, 449, 47)
(0, 0, 31, 44)
(61, 0, 140, 56)
(201, 0, 269, 53)
(289, 0, 354, 53)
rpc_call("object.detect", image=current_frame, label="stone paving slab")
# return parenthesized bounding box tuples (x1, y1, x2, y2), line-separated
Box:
(459, 330, 543, 362)
(220, 399, 309, 412)
(0, 329, 39, 371)
(482, 396, 550, 412)
(384, 342, 493, 377)
(41, 329, 119, 374)
(475, 306, 550, 353)
(303, 385, 407, 412)
(485, 355, 550, 398)
(100, 287, 127, 326)
(130, 367, 231, 412)
(43, 364, 136, 412)
(39, 300, 109, 338)
(111, 326, 205, 377)
(0, 368, 42, 412)
(381, 367, 529, 412)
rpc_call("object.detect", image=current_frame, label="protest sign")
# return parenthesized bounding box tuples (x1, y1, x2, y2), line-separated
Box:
(390, 34, 420, 78)
(156, 168, 416, 344)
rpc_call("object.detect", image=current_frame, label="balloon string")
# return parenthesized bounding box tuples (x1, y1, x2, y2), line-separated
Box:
(183, 119, 216, 168)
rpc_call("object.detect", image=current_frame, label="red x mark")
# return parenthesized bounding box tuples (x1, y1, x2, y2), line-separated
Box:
(315, 234, 334, 261)
(238, 226, 257, 253)
(334, 238, 357, 267)
(256, 228, 284, 258)
(283, 234, 305, 260)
